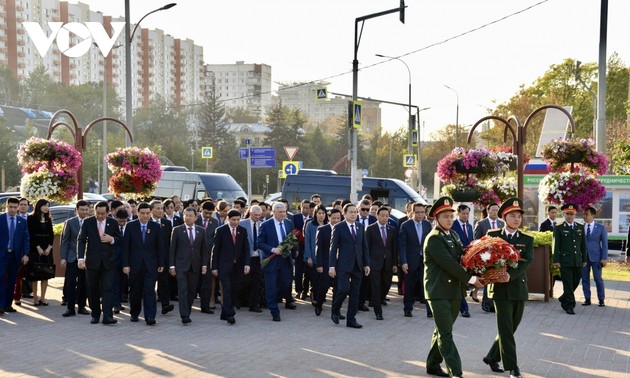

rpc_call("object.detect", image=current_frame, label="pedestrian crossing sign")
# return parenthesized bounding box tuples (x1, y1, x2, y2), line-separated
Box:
(202, 147, 213, 159)
(316, 87, 327, 101)
(353, 100, 362, 129)
(403, 154, 415, 167)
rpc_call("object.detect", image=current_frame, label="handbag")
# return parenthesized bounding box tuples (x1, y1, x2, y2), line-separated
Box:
(27, 256, 56, 281)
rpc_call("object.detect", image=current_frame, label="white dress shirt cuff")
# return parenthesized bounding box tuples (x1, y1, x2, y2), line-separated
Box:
(468, 276, 478, 285)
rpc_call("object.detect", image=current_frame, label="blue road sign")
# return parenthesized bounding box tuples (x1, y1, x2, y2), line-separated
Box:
(361, 169, 369, 177)
(316, 87, 327, 100)
(202, 147, 213, 159)
(284, 162, 298, 175)
(245, 138, 252, 145)
(251, 158, 276, 168)
(411, 130, 418, 147)
(239, 147, 275, 159)
(403, 154, 415, 167)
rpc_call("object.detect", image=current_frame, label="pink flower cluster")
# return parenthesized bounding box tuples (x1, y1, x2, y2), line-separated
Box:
(105, 147, 162, 196)
(437, 147, 506, 183)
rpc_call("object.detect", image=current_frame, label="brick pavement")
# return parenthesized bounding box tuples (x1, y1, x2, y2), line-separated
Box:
(1, 277, 628, 378)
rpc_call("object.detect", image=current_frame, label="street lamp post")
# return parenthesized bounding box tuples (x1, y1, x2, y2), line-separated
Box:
(444, 84, 459, 148)
(416, 106, 430, 197)
(125, 2, 177, 146)
(350, 2, 406, 203)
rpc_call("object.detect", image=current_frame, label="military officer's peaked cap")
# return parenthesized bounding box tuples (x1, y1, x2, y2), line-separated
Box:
(429, 196, 456, 218)
(561, 204, 578, 214)
(498, 197, 524, 218)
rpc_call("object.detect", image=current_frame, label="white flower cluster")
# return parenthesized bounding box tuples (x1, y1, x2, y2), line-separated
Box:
(20, 172, 59, 201)
(538, 171, 572, 203)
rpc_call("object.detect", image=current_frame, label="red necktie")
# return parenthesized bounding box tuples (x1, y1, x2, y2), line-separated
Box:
(232, 228, 237, 244)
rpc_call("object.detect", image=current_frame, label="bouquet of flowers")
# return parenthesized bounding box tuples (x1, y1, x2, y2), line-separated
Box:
(538, 172, 606, 211)
(541, 138, 607, 175)
(106, 147, 162, 198)
(461, 236, 522, 283)
(260, 229, 300, 268)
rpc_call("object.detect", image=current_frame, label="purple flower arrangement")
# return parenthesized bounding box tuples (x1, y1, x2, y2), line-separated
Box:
(541, 138, 608, 175)
(105, 147, 162, 198)
(538, 172, 606, 210)
(18, 137, 81, 203)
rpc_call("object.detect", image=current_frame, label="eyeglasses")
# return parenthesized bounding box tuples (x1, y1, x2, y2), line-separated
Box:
(360, 208, 370, 212)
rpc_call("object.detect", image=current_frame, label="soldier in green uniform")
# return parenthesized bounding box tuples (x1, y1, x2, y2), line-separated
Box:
(482, 198, 533, 378)
(553, 203, 587, 315)
(423, 197, 483, 378)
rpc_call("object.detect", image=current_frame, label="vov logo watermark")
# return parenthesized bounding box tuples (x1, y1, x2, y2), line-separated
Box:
(23, 22, 125, 58)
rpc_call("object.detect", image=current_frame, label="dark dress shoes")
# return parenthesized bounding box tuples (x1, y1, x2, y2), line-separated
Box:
(427, 312, 433, 318)
(359, 304, 369, 312)
(285, 302, 296, 310)
(161, 304, 174, 314)
(226, 316, 235, 325)
(375, 314, 384, 320)
(272, 315, 281, 322)
(103, 318, 118, 325)
(404, 310, 413, 317)
(331, 312, 340, 324)
(62, 309, 76, 317)
(381, 300, 387, 306)
(565, 308, 575, 315)
(510, 367, 522, 378)
(346, 321, 363, 329)
(181, 317, 191, 324)
(461, 311, 470, 318)
(598, 301, 605, 307)
(4, 306, 17, 313)
(249, 306, 262, 313)
(78, 308, 90, 315)
(483, 357, 504, 373)
(339, 314, 346, 320)
(315, 307, 322, 316)
(426, 367, 449, 377)
(130, 316, 139, 322)
(90, 317, 100, 324)
(145, 319, 156, 326)
(201, 308, 215, 314)
(582, 299, 591, 306)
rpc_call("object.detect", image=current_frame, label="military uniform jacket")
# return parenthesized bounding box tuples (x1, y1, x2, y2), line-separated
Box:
(486, 229, 534, 301)
(423, 228, 471, 300)
(552, 221, 586, 267)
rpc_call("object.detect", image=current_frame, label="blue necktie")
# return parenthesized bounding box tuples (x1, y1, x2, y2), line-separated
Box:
(279, 222, 286, 240)
(586, 224, 591, 239)
(141, 224, 147, 243)
(8, 216, 15, 249)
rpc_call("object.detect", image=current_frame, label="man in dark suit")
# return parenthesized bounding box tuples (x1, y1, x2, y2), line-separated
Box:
(580, 206, 608, 307)
(150, 200, 175, 315)
(329, 203, 370, 329)
(395, 201, 415, 295)
(483, 198, 533, 378)
(313, 209, 342, 316)
(399, 202, 433, 317)
(112, 209, 129, 314)
(292, 199, 311, 299)
(365, 206, 397, 320)
(60, 200, 90, 317)
(451, 204, 473, 317)
(474, 202, 505, 312)
(423, 197, 483, 378)
(240, 205, 263, 312)
(539, 205, 558, 232)
(553, 204, 587, 315)
(357, 198, 378, 311)
(212, 209, 250, 325)
(258, 202, 296, 321)
(196, 200, 219, 314)
(77, 201, 121, 325)
(0, 197, 30, 314)
(170, 207, 210, 324)
(122, 202, 165, 326)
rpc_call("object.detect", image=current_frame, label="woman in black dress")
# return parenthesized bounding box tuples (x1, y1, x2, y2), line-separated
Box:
(27, 199, 54, 306)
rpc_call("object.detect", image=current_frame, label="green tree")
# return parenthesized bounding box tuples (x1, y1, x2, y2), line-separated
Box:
(226, 106, 259, 123)
(0, 65, 20, 105)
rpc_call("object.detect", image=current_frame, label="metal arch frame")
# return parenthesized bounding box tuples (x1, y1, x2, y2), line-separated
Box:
(46, 109, 131, 200)
(466, 104, 576, 201)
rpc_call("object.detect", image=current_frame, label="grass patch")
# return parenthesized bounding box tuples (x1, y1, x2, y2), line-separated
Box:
(601, 260, 630, 282)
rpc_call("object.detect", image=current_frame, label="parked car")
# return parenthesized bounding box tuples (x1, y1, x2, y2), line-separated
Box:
(50, 205, 76, 225)
(0, 192, 107, 210)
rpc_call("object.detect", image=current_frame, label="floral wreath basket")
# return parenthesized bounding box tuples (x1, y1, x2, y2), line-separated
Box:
(105, 147, 162, 198)
(461, 236, 522, 283)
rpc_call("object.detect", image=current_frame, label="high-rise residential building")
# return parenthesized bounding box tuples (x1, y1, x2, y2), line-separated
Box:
(204, 61, 272, 120)
(0, 0, 205, 111)
(277, 81, 381, 135)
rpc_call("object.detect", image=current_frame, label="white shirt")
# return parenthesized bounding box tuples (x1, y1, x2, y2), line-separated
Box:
(275, 219, 286, 246)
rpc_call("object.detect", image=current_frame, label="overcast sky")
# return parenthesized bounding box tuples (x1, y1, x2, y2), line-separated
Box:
(75, 0, 630, 140)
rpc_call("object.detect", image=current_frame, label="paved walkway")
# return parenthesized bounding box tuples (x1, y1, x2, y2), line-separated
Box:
(1, 277, 628, 377)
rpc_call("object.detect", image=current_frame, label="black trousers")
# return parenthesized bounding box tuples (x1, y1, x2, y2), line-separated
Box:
(157, 270, 171, 308)
(177, 269, 201, 318)
(332, 268, 362, 324)
(85, 263, 115, 321)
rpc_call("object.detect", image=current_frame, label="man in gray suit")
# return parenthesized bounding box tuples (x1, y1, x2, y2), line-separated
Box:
(474, 202, 505, 313)
(580, 206, 608, 307)
(60, 200, 90, 317)
(169, 208, 210, 324)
